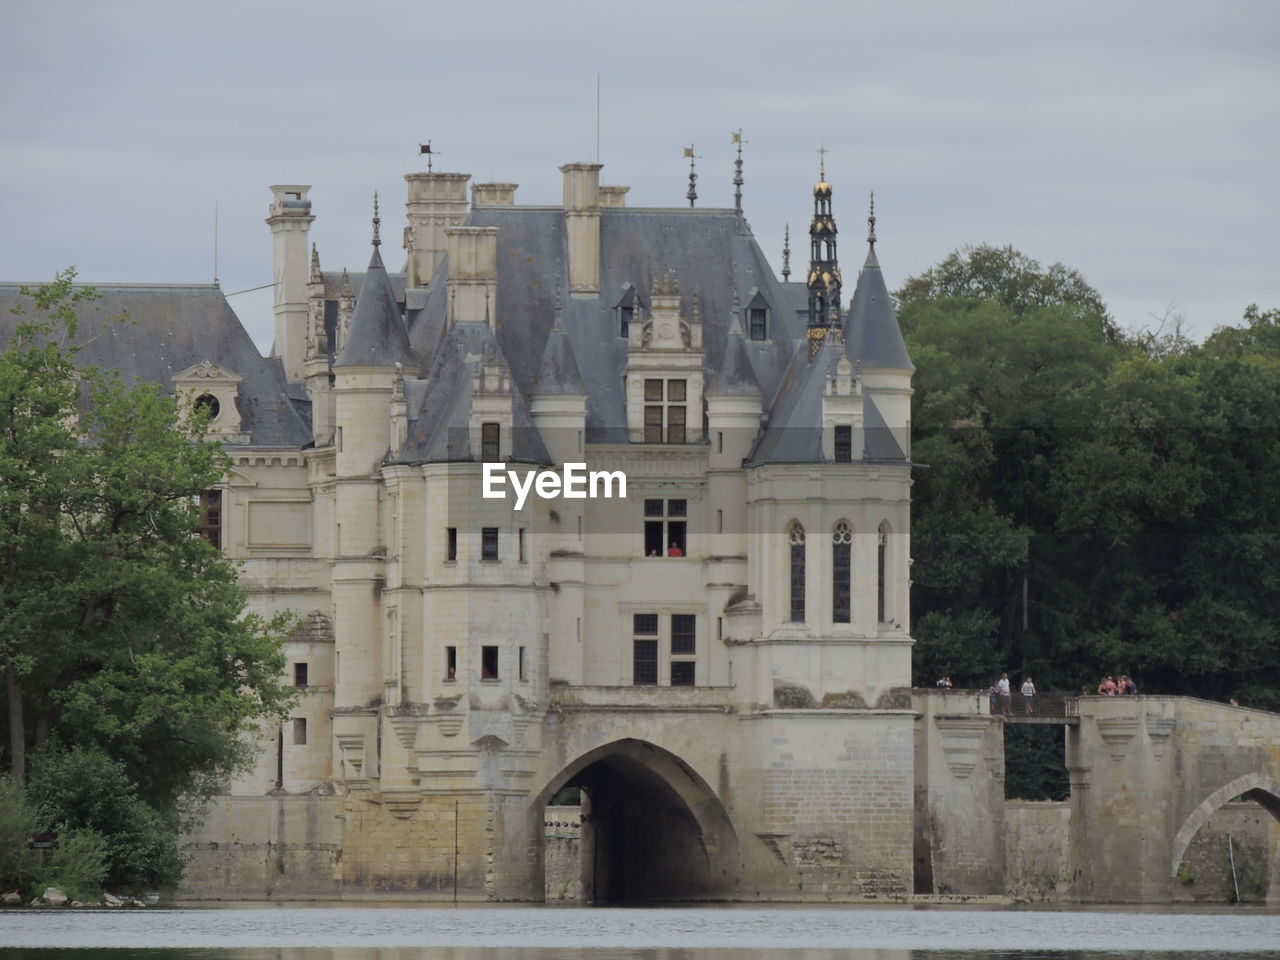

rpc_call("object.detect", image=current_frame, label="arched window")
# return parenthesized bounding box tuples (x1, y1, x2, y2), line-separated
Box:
(832, 521, 852, 623)
(877, 521, 890, 623)
(788, 522, 806, 623)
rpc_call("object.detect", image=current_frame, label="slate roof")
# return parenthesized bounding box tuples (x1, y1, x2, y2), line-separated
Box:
(706, 314, 763, 398)
(333, 247, 415, 370)
(845, 244, 914, 371)
(0, 282, 309, 448)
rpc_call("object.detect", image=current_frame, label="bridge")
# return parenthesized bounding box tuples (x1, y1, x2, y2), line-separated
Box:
(914, 690, 1280, 902)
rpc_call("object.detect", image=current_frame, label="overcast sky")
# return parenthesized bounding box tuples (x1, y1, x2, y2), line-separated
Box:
(2, 0, 1276, 353)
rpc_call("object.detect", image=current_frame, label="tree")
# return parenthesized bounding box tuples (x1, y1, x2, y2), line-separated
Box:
(1, 271, 297, 815)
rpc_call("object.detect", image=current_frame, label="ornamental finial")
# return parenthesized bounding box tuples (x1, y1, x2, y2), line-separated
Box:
(683, 145, 699, 207)
(732, 129, 746, 215)
(782, 224, 791, 282)
(868, 191, 877, 248)
(372, 192, 381, 247)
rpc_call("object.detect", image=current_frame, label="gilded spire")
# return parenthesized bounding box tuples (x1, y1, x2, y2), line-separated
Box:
(806, 148, 841, 351)
(372, 192, 381, 247)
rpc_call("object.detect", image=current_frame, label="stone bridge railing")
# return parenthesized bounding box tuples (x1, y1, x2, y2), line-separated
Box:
(913, 686, 1080, 721)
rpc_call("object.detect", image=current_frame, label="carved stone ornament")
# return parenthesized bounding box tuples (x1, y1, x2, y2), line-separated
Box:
(934, 715, 990, 778)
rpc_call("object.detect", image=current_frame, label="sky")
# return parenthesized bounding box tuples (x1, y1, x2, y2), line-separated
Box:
(2, 0, 1277, 354)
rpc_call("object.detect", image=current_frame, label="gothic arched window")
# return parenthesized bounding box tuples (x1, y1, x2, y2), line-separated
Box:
(789, 522, 806, 623)
(832, 521, 852, 624)
(877, 521, 890, 623)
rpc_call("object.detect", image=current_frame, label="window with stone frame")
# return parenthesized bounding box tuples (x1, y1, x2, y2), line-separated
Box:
(670, 614, 696, 686)
(746, 289, 770, 341)
(832, 521, 852, 623)
(644, 498, 687, 557)
(877, 521, 890, 623)
(834, 425, 853, 462)
(789, 522, 806, 623)
(643, 378, 687, 443)
(197, 489, 222, 548)
(481, 422, 501, 462)
(633, 613, 658, 685)
(482, 527, 499, 561)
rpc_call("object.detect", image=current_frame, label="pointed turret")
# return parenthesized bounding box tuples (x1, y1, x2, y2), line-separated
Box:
(707, 312, 762, 399)
(533, 294, 586, 397)
(845, 193, 913, 456)
(334, 198, 414, 371)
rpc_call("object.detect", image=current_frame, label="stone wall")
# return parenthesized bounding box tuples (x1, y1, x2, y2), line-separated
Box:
(1172, 802, 1278, 903)
(1005, 801, 1070, 901)
(543, 806, 583, 901)
(181, 795, 341, 899)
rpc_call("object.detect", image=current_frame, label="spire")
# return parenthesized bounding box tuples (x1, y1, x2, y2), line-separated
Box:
(534, 277, 585, 397)
(309, 243, 322, 284)
(372, 192, 381, 247)
(684, 145, 699, 207)
(806, 147, 841, 355)
(845, 201, 913, 374)
(732, 129, 746, 215)
(867, 191, 877, 249)
(334, 217, 413, 370)
(707, 302, 762, 398)
(782, 224, 791, 282)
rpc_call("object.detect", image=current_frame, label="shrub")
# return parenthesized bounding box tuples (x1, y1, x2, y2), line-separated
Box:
(0, 776, 38, 891)
(28, 746, 184, 891)
(29, 827, 107, 902)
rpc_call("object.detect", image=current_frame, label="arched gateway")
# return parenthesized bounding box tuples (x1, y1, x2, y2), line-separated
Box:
(532, 738, 740, 903)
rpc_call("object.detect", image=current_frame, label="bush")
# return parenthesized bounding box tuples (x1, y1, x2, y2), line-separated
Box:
(0, 776, 38, 891)
(29, 827, 107, 902)
(28, 746, 184, 891)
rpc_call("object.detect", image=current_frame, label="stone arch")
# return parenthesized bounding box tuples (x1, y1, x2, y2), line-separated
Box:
(1169, 771, 1280, 882)
(531, 737, 740, 903)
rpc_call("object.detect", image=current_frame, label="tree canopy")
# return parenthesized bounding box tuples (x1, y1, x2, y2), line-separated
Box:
(902, 245, 1280, 712)
(1, 271, 297, 887)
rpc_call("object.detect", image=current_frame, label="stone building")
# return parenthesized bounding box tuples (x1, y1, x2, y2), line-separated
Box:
(1, 154, 919, 901)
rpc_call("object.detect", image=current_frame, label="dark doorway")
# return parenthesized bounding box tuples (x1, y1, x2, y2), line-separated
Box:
(537, 739, 737, 904)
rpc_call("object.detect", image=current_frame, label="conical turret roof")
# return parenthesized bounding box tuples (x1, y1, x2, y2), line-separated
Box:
(334, 244, 414, 370)
(533, 308, 586, 396)
(707, 314, 763, 398)
(845, 243, 913, 372)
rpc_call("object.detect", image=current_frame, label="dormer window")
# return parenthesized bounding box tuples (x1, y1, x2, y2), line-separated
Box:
(834, 425, 853, 462)
(194, 394, 221, 419)
(481, 422, 500, 462)
(746, 289, 770, 341)
(615, 285, 643, 339)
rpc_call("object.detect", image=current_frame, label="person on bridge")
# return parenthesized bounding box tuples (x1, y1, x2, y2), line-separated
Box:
(1021, 676, 1036, 713)
(997, 674, 1011, 715)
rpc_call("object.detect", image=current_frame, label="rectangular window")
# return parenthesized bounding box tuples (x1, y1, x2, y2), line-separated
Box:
(716, 509, 723, 534)
(198, 490, 222, 548)
(633, 613, 659, 636)
(519, 646, 527, 681)
(481, 422, 501, 462)
(518, 527, 527, 563)
(750, 308, 767, 340)
(644, 379, 664, 401)
(643, 499, 688, 557)
(446, 527, 458, 562)
(482, 527, 499, 561)
(667, 404, 686, 444)
(670, 661, 695, 686)
(481, 645, 499, 680)
(619, 305, 632, 338)
(834, 425, 853, 462)
(293, 717, 307, 746)
(642, 379, 688, 443)
(446, 646, 457, 681)
(294, 663, 309, 688)
(833, 540, 852, 624)
(644, 405, 664, 443)
(633, 639, 658, 685)
(671, 614, 696, 654)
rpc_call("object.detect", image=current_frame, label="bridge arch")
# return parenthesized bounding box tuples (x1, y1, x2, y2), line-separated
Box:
(1169, 772, 1280, 883)
(532, 737, 740, 903)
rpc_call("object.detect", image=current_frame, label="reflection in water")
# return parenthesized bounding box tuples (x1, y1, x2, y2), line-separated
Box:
(1, 905, 1277, 958)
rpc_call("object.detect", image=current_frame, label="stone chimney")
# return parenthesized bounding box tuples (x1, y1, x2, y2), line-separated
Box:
(404, 172, 470, 288)
(561, 163, 602, 294)
(472, 182, 518, 206)
(445, 226, 499, 329)
(599, 185, 629, 208)
(266, 185, 314, 382)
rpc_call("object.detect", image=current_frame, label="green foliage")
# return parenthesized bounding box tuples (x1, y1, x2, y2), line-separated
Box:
(1, 271, 299, 887)
(0, 775, 38, 890)
(1004, 725, 1070, 801)
(28, 746, 184, 891)
(901, 247, 1280, 707)
(29, 826, 107, 902)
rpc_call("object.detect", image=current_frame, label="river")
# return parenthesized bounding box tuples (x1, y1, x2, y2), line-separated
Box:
(2, 903, 1278, 958)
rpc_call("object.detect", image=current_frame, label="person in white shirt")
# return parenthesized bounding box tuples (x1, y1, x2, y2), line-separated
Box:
(1021, 677, 1036, 714)
(997, 674, 1011, 715)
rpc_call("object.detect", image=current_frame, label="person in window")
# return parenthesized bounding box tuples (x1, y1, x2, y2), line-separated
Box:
(668, 542, 684, 557)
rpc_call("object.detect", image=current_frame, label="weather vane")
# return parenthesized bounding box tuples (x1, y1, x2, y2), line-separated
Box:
(419, 141, 438, 172)
(683, 145, 700, 208)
